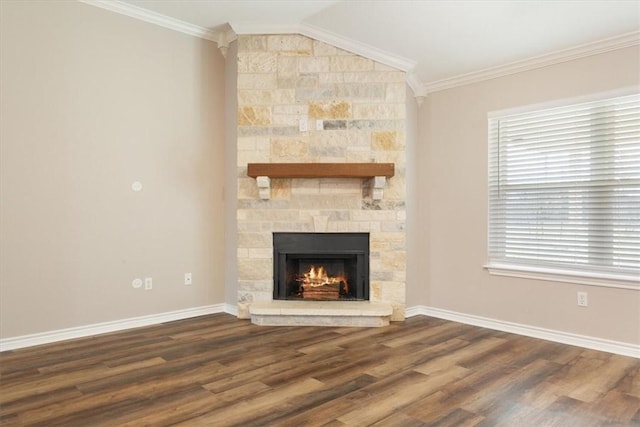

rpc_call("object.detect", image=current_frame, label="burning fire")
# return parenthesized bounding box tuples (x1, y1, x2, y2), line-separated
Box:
(297, 265, 349, 298)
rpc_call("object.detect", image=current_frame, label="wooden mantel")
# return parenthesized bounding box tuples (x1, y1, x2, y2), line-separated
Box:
(247, 163, 394, 179)
(247, 163, 394, 200)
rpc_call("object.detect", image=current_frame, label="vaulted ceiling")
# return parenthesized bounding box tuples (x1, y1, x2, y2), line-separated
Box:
(96, 0, 639, 94)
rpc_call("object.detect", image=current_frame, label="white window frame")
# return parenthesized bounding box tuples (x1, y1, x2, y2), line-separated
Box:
(485, 91, 640, 290)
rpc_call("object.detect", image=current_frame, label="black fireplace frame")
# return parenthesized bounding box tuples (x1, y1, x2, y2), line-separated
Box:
(273, 232, 370, 301)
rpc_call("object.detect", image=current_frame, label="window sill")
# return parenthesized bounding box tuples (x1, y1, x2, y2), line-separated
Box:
(484, 263, 639, 290)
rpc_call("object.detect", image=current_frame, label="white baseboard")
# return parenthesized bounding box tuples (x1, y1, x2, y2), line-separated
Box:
(406, 305, 639, 358)
(0, 304, 227, 352)
(5, 303, 636, 358)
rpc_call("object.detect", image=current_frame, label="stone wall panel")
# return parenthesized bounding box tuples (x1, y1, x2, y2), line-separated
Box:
(236, 34, 407, 320)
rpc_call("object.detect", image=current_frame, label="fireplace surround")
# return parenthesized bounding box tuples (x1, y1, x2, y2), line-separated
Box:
(236, 33, 407, 322)
(273, 232, 369, 301)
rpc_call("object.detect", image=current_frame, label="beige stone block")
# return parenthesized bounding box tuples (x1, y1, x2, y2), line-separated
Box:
(249, 248, 272, 259)
(237, 106, 271, 126)
(343, 71, 406, 83)
(277, 56, 298, 78)
(391, 305, 406, 321)
(291, 178, 320, 195)
(384, 175, 406, 200)
(381, 282, 406, 304)
(237, 302, 251, 319)
(385, 83, 406, 103)
(319, 179, 361, 195)
(336, 221, 359, 232)
(310, 130, 350, 148)
(335, 83, 385, 99)
(313, 40, 337, 56)
(271, 114, 299, 127)
(381, 250, 407, 271)
(238, 177, 259, 199)
(370, 282, 383, 301)
(319, 73, 344, 85)
(273, 105, 307, 115)
(238, 280, 273, 293)
(237, 73, 277, 90)
(298, 57, 330, 73)
(237, 137, 257, 151)
(370, 222, 382, 232)
(279, 76, 318, 88)
(246, 209, 300, 221)
(237, 231, 272, 248)
(375, 62, 400, 72)
(238, 222, 261, 232)
(393, 270, 407, 282)
(330, 55, 374, 72)
(238, 257, 272, 281)
(267, 34, 312, 54)
(271, 138, 309, 161)
(288, 194, 361, 210)
(308, 101, 351, 119)
(238, 35, 267, 52)
(238, 52, 277, 73)
(353, 104, 405, 120)
(271, 179, 291, 199)
(370, 237, 390, 251)
(237, 248, 249, 258)
(238, 89, 295, 105)
(372, 131, 396, 151)
(351, 210, 396, 221)
(237, 149, 269, 167)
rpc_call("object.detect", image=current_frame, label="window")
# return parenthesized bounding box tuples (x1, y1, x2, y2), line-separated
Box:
(487, 94, 639, 288)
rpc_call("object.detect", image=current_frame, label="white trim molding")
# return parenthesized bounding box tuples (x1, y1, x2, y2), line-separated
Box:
(80, 2, 639, 98)
(421, 30, 640, 94)
(485, 263, 640, 291)
(0, 304, 226, 352)
(79, 0, 219, 41)
(406, 305, 640, 359)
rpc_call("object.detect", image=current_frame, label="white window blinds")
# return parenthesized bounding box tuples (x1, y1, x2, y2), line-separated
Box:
(488, 94, 640, 284)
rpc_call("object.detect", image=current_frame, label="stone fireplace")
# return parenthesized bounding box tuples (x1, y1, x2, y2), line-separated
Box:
(273, 232, 369, 301)
(236, 34, 406, 324)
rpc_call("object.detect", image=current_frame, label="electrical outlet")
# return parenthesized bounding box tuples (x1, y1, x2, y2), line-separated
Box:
(299, 117, 308, 132)
(316, 119, 324, 131)
(144, 277, 153, 290)
(132, 278, 142, 289)
(577, 291, 588, 307)
(184, 273, 192, 285)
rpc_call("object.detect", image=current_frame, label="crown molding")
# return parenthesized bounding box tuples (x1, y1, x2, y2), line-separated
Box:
(79, 2, 638, 98)
(421, 30, 640, 94)
(79, 0, 219, 42)
(299, 23, 416, 72)
(230, 22, 417, 73)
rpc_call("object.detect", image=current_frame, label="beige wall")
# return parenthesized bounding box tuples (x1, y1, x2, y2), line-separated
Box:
(0, 1, 226, 338)
(419, 46, 640, 344)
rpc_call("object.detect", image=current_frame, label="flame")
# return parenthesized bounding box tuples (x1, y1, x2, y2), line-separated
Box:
(300, 265, 348, 293)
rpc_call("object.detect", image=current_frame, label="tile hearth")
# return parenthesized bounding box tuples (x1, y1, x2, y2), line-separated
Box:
(249, 301, 393, 327)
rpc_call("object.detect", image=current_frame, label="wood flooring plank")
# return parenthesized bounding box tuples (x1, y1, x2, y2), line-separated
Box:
(1, 313, 638, 426)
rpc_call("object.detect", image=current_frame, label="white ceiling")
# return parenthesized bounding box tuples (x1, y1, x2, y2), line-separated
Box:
(114, 0, 639, 93)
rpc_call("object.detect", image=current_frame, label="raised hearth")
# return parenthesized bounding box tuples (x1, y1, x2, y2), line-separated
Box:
(249, 300, 392, 327)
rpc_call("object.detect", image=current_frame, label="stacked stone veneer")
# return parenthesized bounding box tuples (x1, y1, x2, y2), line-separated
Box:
(236, 34, 406, 321)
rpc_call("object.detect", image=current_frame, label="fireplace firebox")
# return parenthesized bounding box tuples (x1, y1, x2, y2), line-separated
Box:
(273, 233, 369, 301)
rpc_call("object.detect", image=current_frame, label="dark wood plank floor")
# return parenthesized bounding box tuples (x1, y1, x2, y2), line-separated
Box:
(1, 314, 639, 426)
